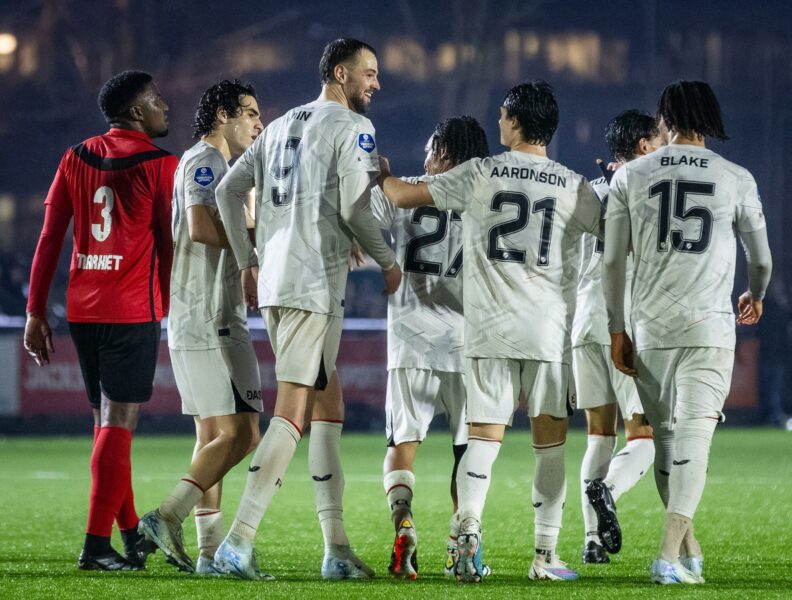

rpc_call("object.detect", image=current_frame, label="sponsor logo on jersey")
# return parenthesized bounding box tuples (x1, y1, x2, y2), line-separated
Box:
(194, 166, 215, 186)
(358, 133, 376, 153)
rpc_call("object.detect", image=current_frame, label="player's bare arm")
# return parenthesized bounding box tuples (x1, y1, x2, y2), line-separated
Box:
(736, 227, 772, 325)
(609, 330, 637, 377)
(187, 204, 230, 249)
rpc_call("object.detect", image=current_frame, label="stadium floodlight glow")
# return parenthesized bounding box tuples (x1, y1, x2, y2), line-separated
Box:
(0, 33, 17, 55)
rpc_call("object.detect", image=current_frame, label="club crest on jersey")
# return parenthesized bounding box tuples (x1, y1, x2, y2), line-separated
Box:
(194, 166, 215, 187)
(358, 133, 376, 153)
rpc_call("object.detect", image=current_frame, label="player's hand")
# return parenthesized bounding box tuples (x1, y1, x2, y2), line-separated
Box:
(377, 156, 391, 186)
(241, 266, 259, 311)
(596, 159, 622, 184)
(349, 240, 365, 269)
(24, 314, 54, 367)
(381, 262, 402, 295)
(610, 331, 637, 377)
(737, 291, 763, 325)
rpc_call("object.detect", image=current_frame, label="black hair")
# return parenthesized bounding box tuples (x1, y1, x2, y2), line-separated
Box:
(193, 79, 257, 139)
(657, 80, 728, 141)
(431, 115, 489, 166)
(502, 80, 559, 146)
(97, 70, 153, 124)
(319, 38, 377, 85)
(605, 109, 660, 162)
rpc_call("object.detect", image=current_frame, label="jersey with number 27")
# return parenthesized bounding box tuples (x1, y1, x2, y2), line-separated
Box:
(607, 144, 766, 351)
(371, 180, 464, 373)
(428, 151, 601, 362)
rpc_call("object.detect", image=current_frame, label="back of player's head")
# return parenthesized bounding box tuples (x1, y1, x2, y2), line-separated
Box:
(502, 80, 559, 146)
(193, 79, 257, 139)
(431, 116, 489, 167)
(656, 80, 728, 141)
(606, 110, 660, 162)
(98, 70, 153, 124)
(319, 38, 377, 85)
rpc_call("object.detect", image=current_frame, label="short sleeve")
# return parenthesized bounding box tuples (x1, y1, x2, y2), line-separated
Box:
(336, 116, 379, 179)
(606, 167, 629, 226)
(184, 151, 228, 209)
(427, 159, 481, 213)
(572, 178, 602, 235)
(369, 185, 396, 229)
(735, 172, 766, 233)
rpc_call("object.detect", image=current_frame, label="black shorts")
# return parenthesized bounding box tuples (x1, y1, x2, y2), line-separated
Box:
(69, 321, 161, 408)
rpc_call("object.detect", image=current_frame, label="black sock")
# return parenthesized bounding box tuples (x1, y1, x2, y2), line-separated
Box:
(83, 533, 112, 555)
(120, 527, 141, 552)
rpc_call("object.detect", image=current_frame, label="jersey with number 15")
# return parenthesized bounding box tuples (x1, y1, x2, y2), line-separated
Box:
(27, 128, 178, 323)
(427, 151, 601, 363)
(607, 144, 766, 351)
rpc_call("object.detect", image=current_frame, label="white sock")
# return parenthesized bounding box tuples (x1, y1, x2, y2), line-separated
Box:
(653, 429, 675, 508)
(667, 418, 717, 519)
(456, 438, 501, 523)
(580, 434, 615, 543)
(605, 436, 655, 502)
(383, 469, 414, 529)
(308, 420, 350, 548)
(533, 443, 567, 556)
(230, 416, 301, 541)
(159, 475, 204, 523)
(195, 509, 224, 560)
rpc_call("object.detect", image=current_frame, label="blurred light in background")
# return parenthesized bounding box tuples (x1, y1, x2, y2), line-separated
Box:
(0, 32, 17, 55)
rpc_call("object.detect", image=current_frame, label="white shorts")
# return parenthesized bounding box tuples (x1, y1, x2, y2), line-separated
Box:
(573, 343, 643, 419)
(466, 357, 574, 425)
(634, 347, 734, 431)
(171, 342, 263, 419)
(264, 306, 342, 390)
(385, 368, 467, 447)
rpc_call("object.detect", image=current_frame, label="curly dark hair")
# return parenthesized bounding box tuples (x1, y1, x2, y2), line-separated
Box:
(657, 80, 728, 141)
(431, 116, 489, 166)
(319, 38, 377, 85)
(192, 79, 257, 139)
(502, 80, 559, 146)
(97, 70, 152, 124)
(605, 109, 660, 162)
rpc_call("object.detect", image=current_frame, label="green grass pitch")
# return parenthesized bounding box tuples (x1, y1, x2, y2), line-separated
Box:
(1, 429, 791, 598)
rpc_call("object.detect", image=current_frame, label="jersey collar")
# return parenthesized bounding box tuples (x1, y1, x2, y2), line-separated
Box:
(106, 128, 153, 142)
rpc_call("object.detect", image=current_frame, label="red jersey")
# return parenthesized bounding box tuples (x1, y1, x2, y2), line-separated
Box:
(27, 128, 178, 323)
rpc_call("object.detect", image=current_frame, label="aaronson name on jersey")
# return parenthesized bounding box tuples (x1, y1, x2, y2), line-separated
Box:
(490, 166, 567, 188)
(77, 253, 122, 271)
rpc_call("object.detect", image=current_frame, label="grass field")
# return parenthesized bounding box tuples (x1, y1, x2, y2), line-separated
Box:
(1, 429, 791, 598)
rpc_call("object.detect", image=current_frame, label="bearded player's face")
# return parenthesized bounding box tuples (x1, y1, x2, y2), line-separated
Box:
(342, 49, 380, 114)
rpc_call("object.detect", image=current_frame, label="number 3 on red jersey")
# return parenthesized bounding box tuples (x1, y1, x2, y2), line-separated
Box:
(92, 186, 114, 242)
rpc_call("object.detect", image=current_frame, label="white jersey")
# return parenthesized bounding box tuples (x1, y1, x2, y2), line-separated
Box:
(169, 141, 250, 350)
(428, 151, 601, 362)
(220, 100, 380, 317)
(371, 181, 464, 372)
(607, 144, 766, 351)
(572, 176, 632, 347)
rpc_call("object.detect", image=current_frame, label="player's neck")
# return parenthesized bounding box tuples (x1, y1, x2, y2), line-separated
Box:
(202, 132, 232, 162)
(510, 141, 547, 157)
(318, 85, 351, 111)
(670, 131, 706, 148)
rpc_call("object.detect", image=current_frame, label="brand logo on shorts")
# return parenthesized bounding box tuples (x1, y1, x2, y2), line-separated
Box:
(247, 390, 262, 401)
(358, 133, 376, 153)
(194, 166, 215, 186)
(312, 473, 332, 482)
(466, 471, 487, 479)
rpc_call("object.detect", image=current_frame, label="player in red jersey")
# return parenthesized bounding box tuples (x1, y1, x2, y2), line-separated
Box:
(24, 70, 178, 571)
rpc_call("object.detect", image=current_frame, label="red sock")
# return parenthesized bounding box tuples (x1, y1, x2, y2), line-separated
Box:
(116, 463, 138, 530)
(93, 425, 100, 444)
(86, 426, 132, 537)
